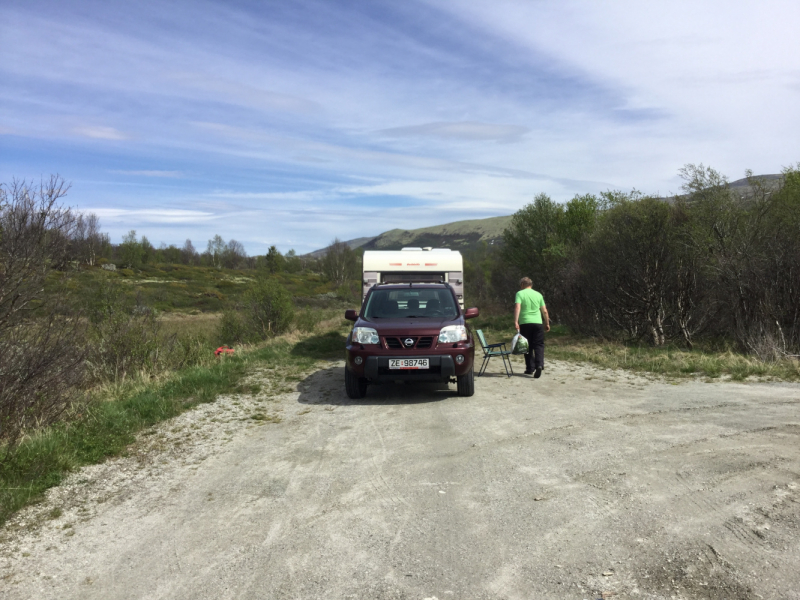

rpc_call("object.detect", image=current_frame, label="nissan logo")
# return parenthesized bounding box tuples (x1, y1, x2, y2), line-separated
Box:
(404, 338, 414, 347)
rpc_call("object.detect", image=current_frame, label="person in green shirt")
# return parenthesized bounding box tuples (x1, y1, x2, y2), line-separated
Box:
(513, 277, 550, 377)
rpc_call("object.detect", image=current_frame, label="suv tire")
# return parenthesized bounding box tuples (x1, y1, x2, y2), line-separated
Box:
(457, 366, 475, 397)
(345, 367, 368, 399)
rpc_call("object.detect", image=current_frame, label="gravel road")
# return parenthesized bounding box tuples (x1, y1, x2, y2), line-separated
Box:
(2, 358, 799, 600)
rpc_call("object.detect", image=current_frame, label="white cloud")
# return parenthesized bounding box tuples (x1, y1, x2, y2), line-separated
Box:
(207, 189, 333, 202)
(88, 208, 217, 224)
(72, 126, 129, 140)
(339, 175, 565, 212)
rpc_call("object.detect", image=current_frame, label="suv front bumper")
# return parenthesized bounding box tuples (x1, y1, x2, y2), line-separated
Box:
(364, 355, 454, 382)
(346, 345, 474, 382)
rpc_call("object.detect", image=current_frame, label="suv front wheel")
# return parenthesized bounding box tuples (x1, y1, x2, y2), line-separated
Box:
(456, 366, 475, 397)
(345, 367, 368, 399)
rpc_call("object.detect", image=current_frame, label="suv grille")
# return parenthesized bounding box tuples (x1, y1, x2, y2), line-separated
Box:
(416, 336, 434, 349)
(384, 336, 434, 349)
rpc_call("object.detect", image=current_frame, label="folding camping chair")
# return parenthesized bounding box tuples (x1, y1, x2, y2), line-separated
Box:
(475, 329, 513, 377)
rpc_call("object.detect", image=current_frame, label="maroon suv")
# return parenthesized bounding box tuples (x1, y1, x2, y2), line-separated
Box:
(344, 283, 479, 399)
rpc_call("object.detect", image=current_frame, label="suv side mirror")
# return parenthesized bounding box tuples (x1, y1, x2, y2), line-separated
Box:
(344, 309, 359, 322)
(464, 307, 479, 320)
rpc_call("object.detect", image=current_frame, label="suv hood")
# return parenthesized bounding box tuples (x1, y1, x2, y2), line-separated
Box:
(357, 316, 459, 336)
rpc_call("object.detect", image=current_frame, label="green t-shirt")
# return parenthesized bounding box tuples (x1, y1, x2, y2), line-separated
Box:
(515, 288, 545, 324)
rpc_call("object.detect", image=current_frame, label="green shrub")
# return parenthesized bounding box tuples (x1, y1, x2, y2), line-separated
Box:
(86, 279, 161, 382)
(201, 288, 225, 300)
(244, 278, 294, 338)
(335, 281, 361, 304)
(167, 333, 211, 369)
(294, 306, 326, 332)
(89, 311, 161, 382)
(217, 310, 249, 345)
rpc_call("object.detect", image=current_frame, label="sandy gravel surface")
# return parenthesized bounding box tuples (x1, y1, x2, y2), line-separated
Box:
(1, 358, 799, 600)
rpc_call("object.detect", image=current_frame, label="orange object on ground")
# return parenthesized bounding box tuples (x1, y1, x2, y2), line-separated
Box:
(215, 345, 235, 356)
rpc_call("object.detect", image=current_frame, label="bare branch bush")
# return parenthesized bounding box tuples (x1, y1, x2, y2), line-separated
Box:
(0, 176, 75, 330)
(320, 238, 358, 286)
(0, 294, 87, 455)
(70, 212, 109, 266)
(0, 176, 89, 452)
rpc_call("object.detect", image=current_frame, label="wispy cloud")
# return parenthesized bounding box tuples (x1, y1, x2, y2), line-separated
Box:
(88, 208, 217, 224)
(111, 170, 184, 178)
(167, 72, 322, 115)
(377, 121, 529, 142)
(72, 126, 129, 140)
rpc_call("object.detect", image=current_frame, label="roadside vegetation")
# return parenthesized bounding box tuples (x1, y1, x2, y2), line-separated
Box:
(467, 164, 800, 370)
(474, 316, 799, 381)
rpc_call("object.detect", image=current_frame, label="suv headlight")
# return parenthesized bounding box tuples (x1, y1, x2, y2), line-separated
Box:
(352, 327, 380, 345)
(438, 325, 467, 343)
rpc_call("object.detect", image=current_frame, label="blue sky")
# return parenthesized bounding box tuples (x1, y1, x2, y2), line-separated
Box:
(2, 0, 798, 255)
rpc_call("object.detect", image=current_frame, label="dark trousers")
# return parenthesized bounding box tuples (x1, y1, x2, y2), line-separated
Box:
(519, 323, 544, 372)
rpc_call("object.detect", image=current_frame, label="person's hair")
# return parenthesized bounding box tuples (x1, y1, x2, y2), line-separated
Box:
(519, 277, 532, 288)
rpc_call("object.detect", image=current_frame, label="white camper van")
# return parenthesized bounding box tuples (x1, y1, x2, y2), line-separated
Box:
(362, 247, 465, 309)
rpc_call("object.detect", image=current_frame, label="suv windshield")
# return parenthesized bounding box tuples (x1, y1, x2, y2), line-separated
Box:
(363, 288, 458, 319)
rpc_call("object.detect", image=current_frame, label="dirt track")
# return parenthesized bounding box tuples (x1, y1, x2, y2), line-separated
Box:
(2, 358, 800, 599)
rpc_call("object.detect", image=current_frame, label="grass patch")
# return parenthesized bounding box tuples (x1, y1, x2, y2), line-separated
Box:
(0, 353, 250, 525)
(471, 312, 515, 334)
(290, 331, 347, 360)
(158, 312, 222, 339)
(472, 313, 799, 381)
(547, 331, 800, 380)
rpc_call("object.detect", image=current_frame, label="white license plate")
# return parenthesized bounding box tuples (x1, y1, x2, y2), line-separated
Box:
(389, 358, 429, 370)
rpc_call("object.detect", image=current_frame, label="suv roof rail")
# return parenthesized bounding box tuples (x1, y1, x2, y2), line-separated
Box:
(373, 281, 451, 287)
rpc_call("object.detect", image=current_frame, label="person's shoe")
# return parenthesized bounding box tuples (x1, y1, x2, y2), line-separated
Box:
(534, 367, 542, 378)
(523, 370, 534, 375)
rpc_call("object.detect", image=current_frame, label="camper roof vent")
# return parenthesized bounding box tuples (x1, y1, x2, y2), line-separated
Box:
(401, 247, 423, 251)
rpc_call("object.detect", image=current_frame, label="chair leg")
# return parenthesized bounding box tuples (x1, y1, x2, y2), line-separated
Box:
(505, 354, 513, 377)
(479, 354, 489, 376)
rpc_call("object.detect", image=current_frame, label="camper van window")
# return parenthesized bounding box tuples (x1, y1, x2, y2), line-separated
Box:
(364, 289, 457, 319)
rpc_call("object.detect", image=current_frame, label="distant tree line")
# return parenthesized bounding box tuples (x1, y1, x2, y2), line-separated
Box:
(497, 164, 800, 358)
(90, 230, 309, 273)
(0, 197, 331, 276)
